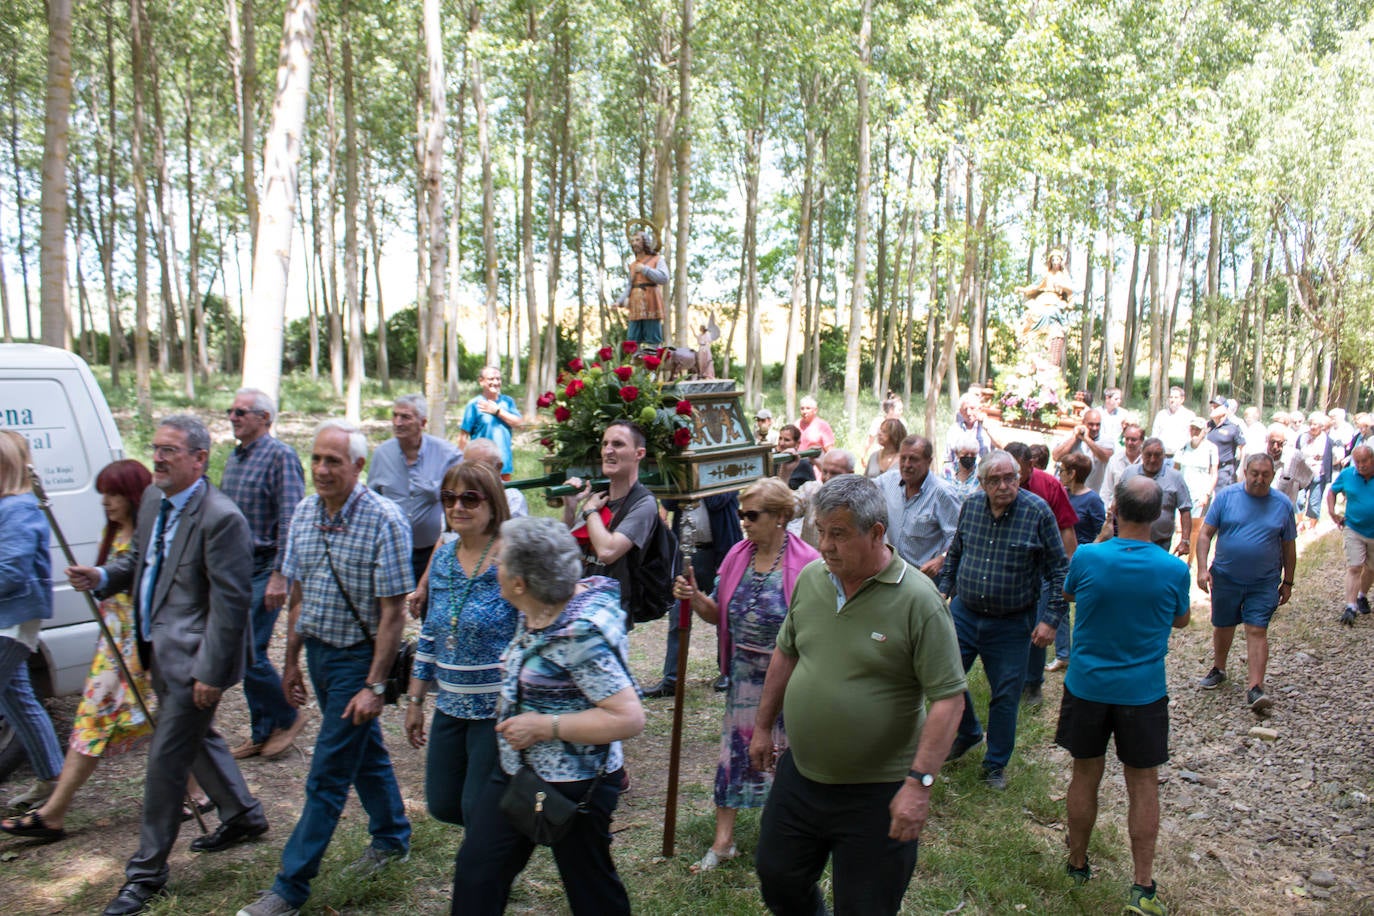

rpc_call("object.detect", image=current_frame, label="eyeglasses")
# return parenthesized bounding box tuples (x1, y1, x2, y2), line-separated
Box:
(441, 489, 488, 509)
(150, 445, 191, 459)
(983, 473, 1020, 488)
(226, 407, 262, 418)
(737, 509, 771, 522)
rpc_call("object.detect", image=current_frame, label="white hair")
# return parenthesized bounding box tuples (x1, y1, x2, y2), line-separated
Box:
(316, 419, 369, 463)
(395, 393, 429, 421)
(235, 387, 276, 417)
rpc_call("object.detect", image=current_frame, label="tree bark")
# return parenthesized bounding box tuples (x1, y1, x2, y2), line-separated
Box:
(39, 0, 73, 350)
(843, 0, 873, 431)
(421, 0, 448, 433)
(672, 0, 693, 345)
(130, 0, 152, 419)
(343, 8, 365, 423)
(241, 0, 317, 404)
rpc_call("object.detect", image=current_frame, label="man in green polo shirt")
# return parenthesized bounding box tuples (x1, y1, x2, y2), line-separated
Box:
(749, 474, 967, 916)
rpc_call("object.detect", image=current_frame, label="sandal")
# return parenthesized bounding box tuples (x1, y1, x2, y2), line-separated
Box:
(181, 798, 215, 822)
(0, 810, 66, 842)
(690, 845, 737, 873)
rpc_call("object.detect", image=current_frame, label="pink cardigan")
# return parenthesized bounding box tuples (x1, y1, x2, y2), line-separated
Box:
(713, 533, 821, 663)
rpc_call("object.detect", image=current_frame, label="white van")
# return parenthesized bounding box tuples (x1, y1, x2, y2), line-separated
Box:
(0, 344, 125, 777)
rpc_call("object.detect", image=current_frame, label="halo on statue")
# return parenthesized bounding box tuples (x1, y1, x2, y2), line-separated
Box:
(624, 217, 664, 251)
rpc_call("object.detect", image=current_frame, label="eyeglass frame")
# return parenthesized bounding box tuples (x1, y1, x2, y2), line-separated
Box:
(441, 489, 489, 510)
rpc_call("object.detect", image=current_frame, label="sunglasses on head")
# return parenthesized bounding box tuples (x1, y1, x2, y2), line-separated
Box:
(737, 509, 770, 522)
(441, 489, 488, 509)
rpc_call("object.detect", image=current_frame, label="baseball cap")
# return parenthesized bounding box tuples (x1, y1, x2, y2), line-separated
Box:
(755, 408, 772, 420)
(1189, 416, 1206, 429)
(1208, 394, 1225, 406)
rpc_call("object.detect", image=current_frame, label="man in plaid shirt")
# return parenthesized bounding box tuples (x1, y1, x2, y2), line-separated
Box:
(938, 449, 1069, 791)
(220, 388, 306, 760)
(237, 420, 414, 916)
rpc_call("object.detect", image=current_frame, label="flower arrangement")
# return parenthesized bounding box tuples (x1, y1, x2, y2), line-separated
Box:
(537, 341, 695, 479)
(996, 358, 1065, 426)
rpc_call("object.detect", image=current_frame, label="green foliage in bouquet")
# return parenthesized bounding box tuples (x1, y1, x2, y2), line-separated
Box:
(996, 359, 1065, 427)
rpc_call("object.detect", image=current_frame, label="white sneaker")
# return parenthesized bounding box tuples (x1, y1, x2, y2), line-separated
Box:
(691, 845, 738, 873)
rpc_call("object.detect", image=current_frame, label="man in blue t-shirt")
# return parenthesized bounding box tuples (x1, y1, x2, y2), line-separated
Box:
(1327, 444, 1374, 625)
(1195, 453, 1297, 713)
(458, 366, 523, 478)
(1057, 475, 1189, 916)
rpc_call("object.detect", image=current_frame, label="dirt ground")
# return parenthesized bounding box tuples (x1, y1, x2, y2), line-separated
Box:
(2, 509, 1371, 913)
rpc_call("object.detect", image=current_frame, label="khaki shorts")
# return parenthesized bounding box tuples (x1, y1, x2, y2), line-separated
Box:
(1343, 527, 1374, 570)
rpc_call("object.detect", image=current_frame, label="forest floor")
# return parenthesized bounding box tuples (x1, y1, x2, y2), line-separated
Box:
(1, 399, 1371, 913)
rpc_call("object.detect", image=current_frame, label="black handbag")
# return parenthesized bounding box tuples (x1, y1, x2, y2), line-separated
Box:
(322, 535, 415, 706)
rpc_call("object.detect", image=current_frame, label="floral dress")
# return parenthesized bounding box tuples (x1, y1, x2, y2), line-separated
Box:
(714, 568, 787, 810)
(68, 536, 153, 758)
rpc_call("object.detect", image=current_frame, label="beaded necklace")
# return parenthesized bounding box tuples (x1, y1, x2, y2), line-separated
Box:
(742, 534, 787, 620)
(445, 535, 496, 653)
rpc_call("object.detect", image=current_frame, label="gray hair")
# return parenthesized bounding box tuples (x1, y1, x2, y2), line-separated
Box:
(899, 435, 934, 460)
(799, 395, 818, 409)
(825, 448, 856, 473)
(462, 438, 502, 474)
(1265, 422, 1290, 442)
(813, 474, 886, 535)
(1243, 452, 1275, 472)
(501, 516, 583, 605)
(395, 393, 429, 421)
(977, 449, 1017, 483)
(235, 387, 276, 417)
(1115, 475, 1162, 524)
(951, 432, 980, 455)
(315, 419, 369, 463)
(159, 415, 211, 453)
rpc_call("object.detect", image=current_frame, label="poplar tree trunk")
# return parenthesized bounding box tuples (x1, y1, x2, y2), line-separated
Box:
(343, 12, 365, 423)
(469, 1, 499, 368)
(40, 0, 73, 350)
(843, 0, 873, 432)
(672, 0, 693, 345)
(421, 0, 448, 434)
(130, 0, 152, 419)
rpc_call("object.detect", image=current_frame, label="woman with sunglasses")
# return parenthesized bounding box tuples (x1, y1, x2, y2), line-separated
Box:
(403, 463, 515, 829)
(672, 476, 820, 872)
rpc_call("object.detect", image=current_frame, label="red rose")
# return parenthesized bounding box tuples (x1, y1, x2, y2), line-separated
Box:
(598, 346, 614, 361)
(643, 355, 662, 370)
(614, 365, 634, 381)
(554, 406, 571, 422)
(675, 400, 693, 415)
(619, 385, 639, 402)
(564, 382, 580, 399)
(567, 357, 584, 372)
(591, 362, 601, 370)
(540, 437, 554, 448)
(621, 340, 638, 354)
(673, 427, 693, 447)
(536, 391, 555, 408)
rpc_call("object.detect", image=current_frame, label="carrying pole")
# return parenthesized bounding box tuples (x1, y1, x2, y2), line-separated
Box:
(660, 502, 696, 857)
(28, 467, 209, 834)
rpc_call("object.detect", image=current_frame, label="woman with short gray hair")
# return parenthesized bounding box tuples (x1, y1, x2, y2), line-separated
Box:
(450, 516, 644, 915)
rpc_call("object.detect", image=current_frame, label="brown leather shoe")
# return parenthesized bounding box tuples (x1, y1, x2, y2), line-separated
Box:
(230, 738, 263, 760)
(260, 715, 308, 758)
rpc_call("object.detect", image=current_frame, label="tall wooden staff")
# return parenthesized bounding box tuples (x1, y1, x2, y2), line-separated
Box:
(27, 467, 209, 834)
(660, 502, 697, 856)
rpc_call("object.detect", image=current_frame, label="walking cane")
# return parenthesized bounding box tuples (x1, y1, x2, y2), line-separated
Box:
(661, 502, 697, 857)
(28, 467, 210, 834)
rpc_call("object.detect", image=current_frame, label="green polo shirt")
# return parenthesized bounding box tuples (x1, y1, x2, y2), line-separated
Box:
(776, 552, 967, 784)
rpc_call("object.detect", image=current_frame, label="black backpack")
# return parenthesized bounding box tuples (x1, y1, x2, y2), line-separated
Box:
(609, 484, 679, 623)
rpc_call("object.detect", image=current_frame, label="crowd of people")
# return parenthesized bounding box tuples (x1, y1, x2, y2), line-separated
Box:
(0, 369, 1363, 916)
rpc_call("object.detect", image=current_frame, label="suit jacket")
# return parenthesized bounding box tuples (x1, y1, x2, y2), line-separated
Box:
(104, 480, 253, 690)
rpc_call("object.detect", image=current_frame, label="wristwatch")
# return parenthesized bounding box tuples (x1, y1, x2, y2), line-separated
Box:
(907, 770, 935, 788)
(365, 682, 387, 696)
(581, 508, 595, 522)
(402, 694, 425, 706)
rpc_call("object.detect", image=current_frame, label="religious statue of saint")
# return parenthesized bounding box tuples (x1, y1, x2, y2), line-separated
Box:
(1017, 248, 1072, 371)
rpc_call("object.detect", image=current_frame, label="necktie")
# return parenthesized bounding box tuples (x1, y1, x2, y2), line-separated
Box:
(140, 499, 173, 641)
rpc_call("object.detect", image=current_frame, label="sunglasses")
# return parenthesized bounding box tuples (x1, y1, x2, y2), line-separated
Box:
(441, 489, 488, 509)
(226, 407, 261, 418)
(737, 509, 771, 522)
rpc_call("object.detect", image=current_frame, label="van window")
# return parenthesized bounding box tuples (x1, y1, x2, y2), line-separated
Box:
(0, 378, 91, 491)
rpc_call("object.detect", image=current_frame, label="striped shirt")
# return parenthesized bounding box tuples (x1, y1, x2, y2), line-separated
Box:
(281, 485, 414, 648)
(939, 489, 1069, 627)
(220, 434, 305, 571)
(413, 541, 517, 719)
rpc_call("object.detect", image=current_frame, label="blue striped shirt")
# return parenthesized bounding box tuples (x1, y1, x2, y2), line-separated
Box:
(939, 489, 1069, 627)
(282, 485, 415, 648)
(413, 541, 517, 719)
(220, 434, 305, 571)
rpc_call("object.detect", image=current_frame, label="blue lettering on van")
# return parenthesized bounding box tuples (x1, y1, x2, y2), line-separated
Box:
(27, 432, 54, 450)
(1, 408, 35, 427)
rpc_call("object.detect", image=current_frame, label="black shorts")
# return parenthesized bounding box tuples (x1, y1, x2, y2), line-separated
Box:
(1055, 687, 1169, 769)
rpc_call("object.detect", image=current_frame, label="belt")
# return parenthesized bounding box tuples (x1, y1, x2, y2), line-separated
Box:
(971, 602, 1035, 619)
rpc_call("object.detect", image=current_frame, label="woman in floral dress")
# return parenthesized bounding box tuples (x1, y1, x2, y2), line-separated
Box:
(1, 459, 206, 840)
(673, 477, 820, 872)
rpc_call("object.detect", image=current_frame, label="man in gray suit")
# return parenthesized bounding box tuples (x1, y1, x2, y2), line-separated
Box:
(68, 415, 268, 916)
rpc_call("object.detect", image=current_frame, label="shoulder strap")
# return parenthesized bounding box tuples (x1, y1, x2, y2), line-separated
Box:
(608, 482, 652, 532)
(322, 535, 374, 646)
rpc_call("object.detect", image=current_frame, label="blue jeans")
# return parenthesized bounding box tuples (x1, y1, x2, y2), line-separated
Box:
(1024, 582, 1069, 686)
(426, 712, 497, 827)
(271, 639, 410, 908)
(951, 598, 1034, 772)
(0, 636, 61, 781)
(243, 563, 298, 743)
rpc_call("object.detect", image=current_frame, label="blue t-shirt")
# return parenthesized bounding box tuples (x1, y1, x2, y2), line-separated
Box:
(1330, 465, 1374, 538)
(1067, 489, 1106, 546)
(1204, 484, 1297, 582)
(461, 394, 521, 475)
(1063, 539, 1190, 705)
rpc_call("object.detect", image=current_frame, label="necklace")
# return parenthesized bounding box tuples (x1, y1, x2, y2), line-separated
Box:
(444, 535, 496, 653)
(742, 536, 787, 621)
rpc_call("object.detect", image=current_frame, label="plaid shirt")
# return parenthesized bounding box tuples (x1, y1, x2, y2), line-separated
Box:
(219, 434, 305, 572)
(939, 489, 1069, 628)
(282, 484, 415, 648)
